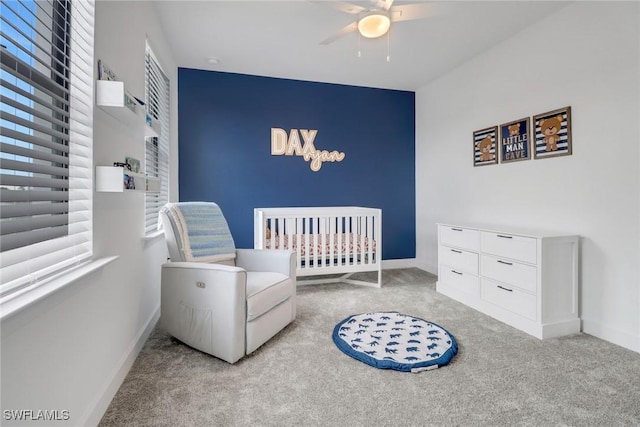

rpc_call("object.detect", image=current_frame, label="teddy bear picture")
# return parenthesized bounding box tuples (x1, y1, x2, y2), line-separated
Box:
(476, 136, 495, 161)
(472, 126, 498, 166)
(533, 106, 572, 159)
(539, 115, 564, 151)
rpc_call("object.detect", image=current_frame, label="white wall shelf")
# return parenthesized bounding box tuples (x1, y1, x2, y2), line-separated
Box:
(95, 80, 141, 127)
(96, 79, 163, 139)
(95, 166, 160, 193)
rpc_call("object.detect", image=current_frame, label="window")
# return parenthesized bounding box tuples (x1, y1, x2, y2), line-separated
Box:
(0, 0, 94, 297)
(144, 42, 169, 236)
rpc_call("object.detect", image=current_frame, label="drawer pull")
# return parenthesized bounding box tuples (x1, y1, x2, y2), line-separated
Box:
(451, 270, 463, 275)
(497, 285, 513, 292)
(496, 234, 513, 239)
(451, 228, 463, 232)
(497, 260, 513, 266)
(450, 249, 462, 254)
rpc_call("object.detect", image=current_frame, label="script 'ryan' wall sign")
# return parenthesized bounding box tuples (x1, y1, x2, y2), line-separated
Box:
(271, 128, 345, 172)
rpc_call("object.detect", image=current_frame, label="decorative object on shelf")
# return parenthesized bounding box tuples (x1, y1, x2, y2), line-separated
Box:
(499, 117, 531, 163)
(97, 59, 118, 81)
(125, 157, 140, 173)
(533, 106, 572, 159)
(473, 126, 498, 167)
(123, 92, 137, 113)
(144, 113, 161, 138)
(124, 173, 136, 190)
(113, 161, 131, 170)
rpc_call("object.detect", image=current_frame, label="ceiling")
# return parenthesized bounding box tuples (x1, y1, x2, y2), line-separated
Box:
(152, 1, 570, 91)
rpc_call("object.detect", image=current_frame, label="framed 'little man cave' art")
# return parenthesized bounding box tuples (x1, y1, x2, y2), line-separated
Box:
(499, 117, 531, 163)
(533, 106, 572, 159)
(473, 126, 498, 167)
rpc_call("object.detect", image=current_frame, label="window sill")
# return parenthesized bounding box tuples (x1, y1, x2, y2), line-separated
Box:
(0, 256, 119, 322)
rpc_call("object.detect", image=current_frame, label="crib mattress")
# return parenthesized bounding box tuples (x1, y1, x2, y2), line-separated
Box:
(265, 233, 376, 257)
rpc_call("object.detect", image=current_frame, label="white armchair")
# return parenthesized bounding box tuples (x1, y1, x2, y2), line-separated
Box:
(159, 202, 296, 363)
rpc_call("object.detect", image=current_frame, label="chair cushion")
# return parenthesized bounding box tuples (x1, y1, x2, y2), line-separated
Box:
(246, 272, 293, 322)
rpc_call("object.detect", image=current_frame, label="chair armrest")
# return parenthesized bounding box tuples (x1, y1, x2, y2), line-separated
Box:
(236, 249, 296, 278)
(160, 262, 248, 363)
(162, 261, 245, 273)
(160, 262, 248, 305)
(160, 262, 248, 306)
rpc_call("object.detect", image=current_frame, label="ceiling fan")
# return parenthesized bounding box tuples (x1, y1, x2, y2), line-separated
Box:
(316, 0, 438, 46)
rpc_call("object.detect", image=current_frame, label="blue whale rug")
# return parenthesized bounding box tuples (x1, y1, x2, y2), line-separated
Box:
(332, 311, 458, 373)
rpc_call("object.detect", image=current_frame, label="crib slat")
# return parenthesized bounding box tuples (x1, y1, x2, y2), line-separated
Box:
(304, 216, 311, 270)
(347, 215, 353, 266)
(329, 216, 335, 267)
(296, 217, 302, 270)
(286, 217, 293, 260)
(358, 216, 367, 264)
(268, 217, 275, 251)
(319, 216, 324, 268)
(313, 216, 319, 269)
(367, 214, 373, 265)
(337, 215, 343, 268)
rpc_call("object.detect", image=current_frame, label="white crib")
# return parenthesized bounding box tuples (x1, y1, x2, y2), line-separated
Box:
(254, 207, 382, 287)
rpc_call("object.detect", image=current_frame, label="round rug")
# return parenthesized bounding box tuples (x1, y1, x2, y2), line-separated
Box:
(332, 311, 458, 373)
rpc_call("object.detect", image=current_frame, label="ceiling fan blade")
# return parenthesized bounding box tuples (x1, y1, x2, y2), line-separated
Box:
(310, 1, 366, 15)
(390, 3, 445, 22)
(320, 21, 358, 45)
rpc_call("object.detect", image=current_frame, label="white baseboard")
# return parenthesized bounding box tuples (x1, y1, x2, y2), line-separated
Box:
(81, 305, 160, 426)
(382, 258, 418, 269)
(582, 318, 640, 354)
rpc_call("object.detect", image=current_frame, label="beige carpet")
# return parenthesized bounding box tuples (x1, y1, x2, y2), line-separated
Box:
(100, 268, 640, 426)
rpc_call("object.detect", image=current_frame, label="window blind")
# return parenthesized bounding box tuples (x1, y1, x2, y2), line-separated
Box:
(0, 0, 94, 297)
(144, 42, 169, 235)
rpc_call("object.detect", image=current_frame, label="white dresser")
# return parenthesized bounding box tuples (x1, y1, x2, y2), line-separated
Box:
(436, 223, 580, 339)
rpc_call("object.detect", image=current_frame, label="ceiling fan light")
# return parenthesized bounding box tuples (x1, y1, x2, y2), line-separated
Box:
(358, 11, 391, 39)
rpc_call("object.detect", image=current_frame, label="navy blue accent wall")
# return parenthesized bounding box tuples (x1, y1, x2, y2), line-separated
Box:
(178, 68, 415, 260)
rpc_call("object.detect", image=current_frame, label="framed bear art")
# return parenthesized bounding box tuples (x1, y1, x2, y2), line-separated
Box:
(533, 106, 572, 159)
(473, 126, 498, 167)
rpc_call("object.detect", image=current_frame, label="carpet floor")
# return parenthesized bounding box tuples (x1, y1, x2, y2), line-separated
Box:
(99, 268, 640, 426)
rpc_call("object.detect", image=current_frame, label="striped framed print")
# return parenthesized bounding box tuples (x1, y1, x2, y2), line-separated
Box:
(473, 126, 498, 166)
(533, 106, 572, 159)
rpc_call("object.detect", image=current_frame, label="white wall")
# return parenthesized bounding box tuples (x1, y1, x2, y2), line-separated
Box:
(0, 2, 178, 425)
(416, 2, 640, 352)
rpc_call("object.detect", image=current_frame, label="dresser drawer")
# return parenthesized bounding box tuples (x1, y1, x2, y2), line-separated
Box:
(440, 226, 479, 252)
(480, 255, 537, 294)
(481, 279, 536, 321)
(481, 231, 537, 264)
(440, 267, 480, 297)
(440, 246, 478, 274)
